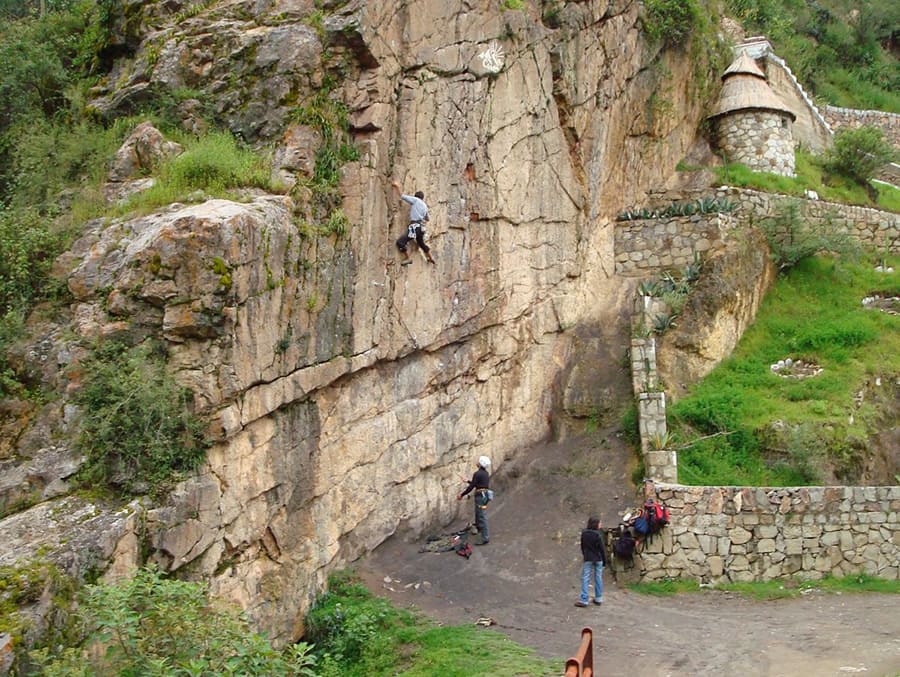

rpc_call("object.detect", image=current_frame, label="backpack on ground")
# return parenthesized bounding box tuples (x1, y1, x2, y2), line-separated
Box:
(455, 542, 473, 559)
(419, 528, 469, 554)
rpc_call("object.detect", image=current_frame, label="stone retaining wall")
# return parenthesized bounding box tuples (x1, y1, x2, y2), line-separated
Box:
(625, 484, 900, 583)
(617, 191, 898, 280)
(615, 213, 737, 275)
(713, 187, 900, 253)
(822, 105, 900, 151)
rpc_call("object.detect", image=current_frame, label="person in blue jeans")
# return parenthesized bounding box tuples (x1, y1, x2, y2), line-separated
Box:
(575, 516, 607, 607)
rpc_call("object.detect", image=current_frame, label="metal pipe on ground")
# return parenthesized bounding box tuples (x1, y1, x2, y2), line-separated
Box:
(564, 627, 593, 677)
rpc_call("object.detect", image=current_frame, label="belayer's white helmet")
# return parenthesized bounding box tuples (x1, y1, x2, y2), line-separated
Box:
(478, 455, 491, 469)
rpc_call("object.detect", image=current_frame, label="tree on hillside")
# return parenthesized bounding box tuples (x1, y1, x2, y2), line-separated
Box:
(823, 126, 896, 192)
(0, 0, 78, 18)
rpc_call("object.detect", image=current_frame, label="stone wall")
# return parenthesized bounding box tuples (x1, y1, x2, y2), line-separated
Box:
(822, 105, 900, 151)
(713, 187, 900, 253)
(630, 318, 676, 483)
(614, 213, 737, 275)
(760, 54, 833, 154)
(714, 110, 795, 176)
(627, 484, 900, 583)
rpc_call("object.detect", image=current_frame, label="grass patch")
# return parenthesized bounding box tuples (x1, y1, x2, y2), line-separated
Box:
(715, 151, 898, 213)
(670, 255, 900, 486)
(120, 130, 276, 214)
(306, 571, 558, 676)
(814, 67, 900, 113)
(629, 574, 900, 600)
(875, 182, 900, 213)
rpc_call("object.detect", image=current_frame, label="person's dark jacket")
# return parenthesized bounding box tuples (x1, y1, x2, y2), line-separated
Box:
(460, 467, 490, 497)
(580, 528, 608, 564)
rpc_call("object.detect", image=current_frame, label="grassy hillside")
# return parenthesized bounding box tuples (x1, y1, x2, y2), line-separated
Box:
(669, 254, 899, 486)
(725, 0, 900, 112)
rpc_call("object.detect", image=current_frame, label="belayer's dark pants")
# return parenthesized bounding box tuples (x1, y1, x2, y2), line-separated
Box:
(474, 492, 489, 542)
(396, 224, 430, 255)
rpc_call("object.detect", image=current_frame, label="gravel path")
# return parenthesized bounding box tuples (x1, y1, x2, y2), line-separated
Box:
(357, 433, 900, 676)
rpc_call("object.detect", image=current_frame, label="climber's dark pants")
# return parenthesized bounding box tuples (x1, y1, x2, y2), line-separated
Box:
(396, 223, 430, 255)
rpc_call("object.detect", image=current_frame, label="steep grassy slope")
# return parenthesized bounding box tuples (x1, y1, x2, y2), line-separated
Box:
(725, 0, 900, 111)
(670, 254, 899, 486)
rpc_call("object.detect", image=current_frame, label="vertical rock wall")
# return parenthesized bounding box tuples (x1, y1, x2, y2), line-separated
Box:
(2, 0, 717, 646)
(187, 0, 710, 640)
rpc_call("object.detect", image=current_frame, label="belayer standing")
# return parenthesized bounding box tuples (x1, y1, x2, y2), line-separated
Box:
(575, 516, 607, 607)
(392, 179, 435, 265)
(457, 455, 491, 545)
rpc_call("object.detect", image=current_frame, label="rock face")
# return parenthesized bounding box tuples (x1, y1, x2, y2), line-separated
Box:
(2, 0, 720, 645)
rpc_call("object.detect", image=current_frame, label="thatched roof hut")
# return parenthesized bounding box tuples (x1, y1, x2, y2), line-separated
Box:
(709, 51, 795, 121)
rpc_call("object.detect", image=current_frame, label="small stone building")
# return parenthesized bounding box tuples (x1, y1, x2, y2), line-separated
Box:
(709, 51, 796, 176)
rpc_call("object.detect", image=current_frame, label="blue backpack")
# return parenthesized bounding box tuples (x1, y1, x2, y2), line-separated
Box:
(632, 515, 650, 536)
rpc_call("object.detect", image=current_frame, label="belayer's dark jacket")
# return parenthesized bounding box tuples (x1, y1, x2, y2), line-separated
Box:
(460, 467, 490, 496)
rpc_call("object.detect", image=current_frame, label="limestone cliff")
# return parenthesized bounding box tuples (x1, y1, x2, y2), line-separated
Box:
(1, 0, 720, 643)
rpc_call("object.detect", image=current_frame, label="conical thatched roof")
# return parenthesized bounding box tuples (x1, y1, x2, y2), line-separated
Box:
(709, 51, 795, 120)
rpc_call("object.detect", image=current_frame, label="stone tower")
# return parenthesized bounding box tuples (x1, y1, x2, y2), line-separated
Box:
(709, 51, 796, 176)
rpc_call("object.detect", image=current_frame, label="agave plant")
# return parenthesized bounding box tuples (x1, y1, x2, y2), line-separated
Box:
(658, 271, 678, 293)
(682, 253, 702, 282)
(638, 280, 660, 296)
(652, 313, 678, 334)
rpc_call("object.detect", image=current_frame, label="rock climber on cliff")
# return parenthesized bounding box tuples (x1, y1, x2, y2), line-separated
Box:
(392, 179, 435, 265)
(457, 455, 492, 545)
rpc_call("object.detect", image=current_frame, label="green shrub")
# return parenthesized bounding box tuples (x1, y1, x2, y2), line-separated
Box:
(823, 126, 896, 188)
(0, 310, 25, 396)
(4, 117, 127, 216)
(758, 204, 860, 271)
(0, 208, 58, 314)
(292, 90, 357, 189)
(324, 208, 350, 237)
(73, 340, 209, 496)
(0, 2, 107, 197)
(305, 572, 401, 671)
(643, 0, 701, 46)
(31, 566, 317, 676)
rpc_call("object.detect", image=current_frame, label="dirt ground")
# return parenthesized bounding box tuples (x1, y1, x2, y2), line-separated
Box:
(356, 430, 900, 676)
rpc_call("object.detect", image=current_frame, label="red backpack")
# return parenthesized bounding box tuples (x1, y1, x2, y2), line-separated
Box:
(643, 500, 670, 535)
